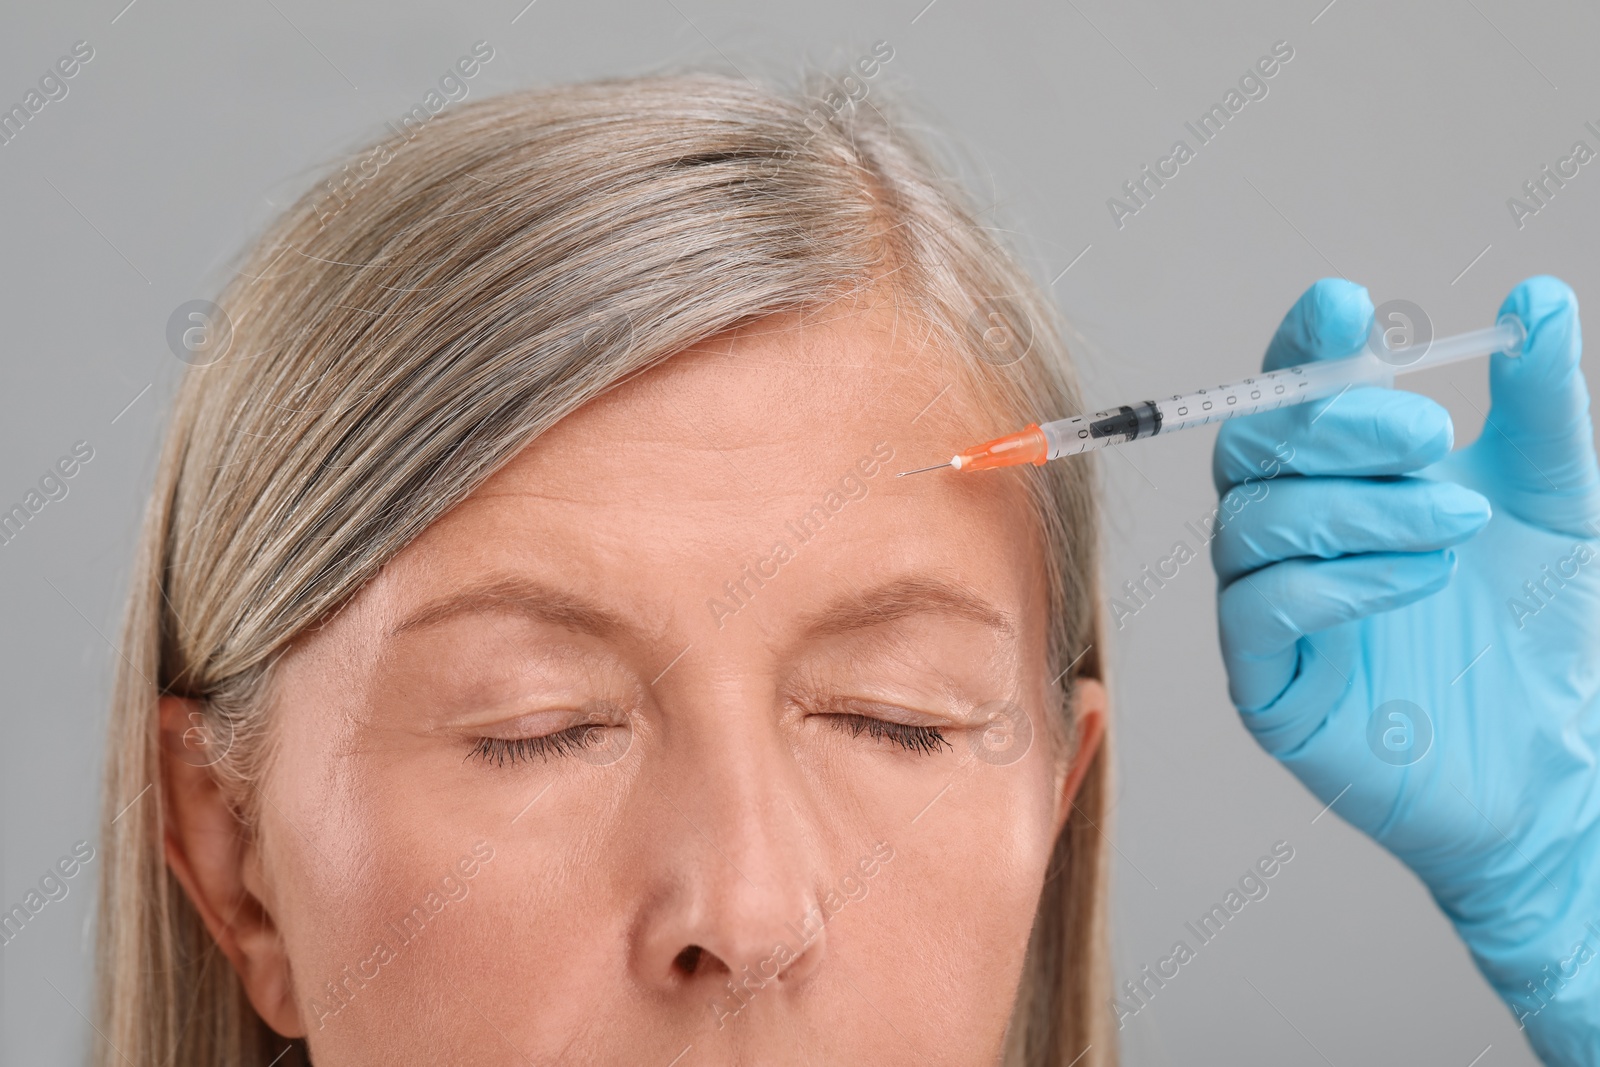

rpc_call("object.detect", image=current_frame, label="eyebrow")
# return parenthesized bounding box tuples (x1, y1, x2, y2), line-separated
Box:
(798, 576, 1017, 642)
(388, 573, 1015, 646)
(389, 575, 630, 641)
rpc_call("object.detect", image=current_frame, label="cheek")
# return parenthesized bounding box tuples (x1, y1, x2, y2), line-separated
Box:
(259, 667, 636, 1057)
(279, 770, 638, 1060)
(879, 742, 1063, 991)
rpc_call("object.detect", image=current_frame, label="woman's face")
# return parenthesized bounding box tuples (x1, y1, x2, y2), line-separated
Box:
(166, 299, 1104, 1066)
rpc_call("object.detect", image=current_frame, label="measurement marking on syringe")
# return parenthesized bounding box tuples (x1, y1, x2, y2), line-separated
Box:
(901, 315, 1526, 475)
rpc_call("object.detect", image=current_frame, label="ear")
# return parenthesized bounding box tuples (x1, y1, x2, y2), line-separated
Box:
(1052, 678, 1107, 835)
(159, 695, 306, 1037)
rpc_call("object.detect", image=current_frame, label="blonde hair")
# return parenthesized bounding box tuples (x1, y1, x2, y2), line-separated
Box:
(96, 71, 1114, 1066)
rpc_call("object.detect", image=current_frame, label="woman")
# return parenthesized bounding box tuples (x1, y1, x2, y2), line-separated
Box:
(95, 67, 1600, 1067)
(98, 73, 1114, 1065)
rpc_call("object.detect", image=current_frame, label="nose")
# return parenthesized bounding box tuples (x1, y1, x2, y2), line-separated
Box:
(629, 713, 829, 1008)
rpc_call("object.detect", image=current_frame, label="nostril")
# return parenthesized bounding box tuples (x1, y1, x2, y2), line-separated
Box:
(673, 945, 704, 976)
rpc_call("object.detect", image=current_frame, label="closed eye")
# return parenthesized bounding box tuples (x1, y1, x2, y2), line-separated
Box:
(468, 725, 607, 766)
(829, 712, 950, 755)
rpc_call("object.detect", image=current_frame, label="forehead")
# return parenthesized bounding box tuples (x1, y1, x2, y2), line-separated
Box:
(523, 299, 1001, 499)
(368, 295, 1049, 647)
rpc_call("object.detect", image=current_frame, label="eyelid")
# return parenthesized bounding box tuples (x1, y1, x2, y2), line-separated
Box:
(468, 709, 593, 741)
(460, 703, 627, 767)
(827, 711, 951, 755)
(469, 726, 610, 766)
(816, 695, 961, 729)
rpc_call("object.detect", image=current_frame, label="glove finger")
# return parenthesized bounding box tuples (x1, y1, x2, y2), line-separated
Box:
(1261, 277, 1375, 371)
(1213, 386, 1453, 492)
(1218, 550, 1457, 713)
(1211, 477, 1489, 585)
(1468, 275, 1600, 536)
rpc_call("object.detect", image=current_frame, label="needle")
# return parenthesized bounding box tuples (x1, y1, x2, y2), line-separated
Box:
(896, 461, 953, 477)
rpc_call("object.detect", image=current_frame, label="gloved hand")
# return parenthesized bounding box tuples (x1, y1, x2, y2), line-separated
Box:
(1211, 276, 1600, 1065)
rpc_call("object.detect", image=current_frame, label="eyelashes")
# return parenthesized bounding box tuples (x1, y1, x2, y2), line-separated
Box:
(468, 725, 608, 767)
(828, 712, 951, 755)
(468, 709, 953, 767)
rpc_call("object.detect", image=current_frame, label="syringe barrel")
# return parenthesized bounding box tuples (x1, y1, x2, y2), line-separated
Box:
(1041, 402, 1163, 459)
(1156, 350, 1393, 438)
(1036, 315, 1523, 462)
(1041, 352, 1391, 459)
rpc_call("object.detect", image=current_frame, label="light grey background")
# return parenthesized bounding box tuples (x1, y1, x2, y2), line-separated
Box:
(2, 0, 1593, 1063)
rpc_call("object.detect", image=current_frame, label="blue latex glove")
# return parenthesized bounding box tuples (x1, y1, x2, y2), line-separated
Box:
(1212, 276, 1600, 1064)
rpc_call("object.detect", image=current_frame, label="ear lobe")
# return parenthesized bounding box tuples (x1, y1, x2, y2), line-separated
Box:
(1053, 678, 1108, 833)
(159, 695, 306, 1037)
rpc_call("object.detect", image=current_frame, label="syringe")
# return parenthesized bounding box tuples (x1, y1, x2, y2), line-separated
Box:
(898, 314, 1527, 476)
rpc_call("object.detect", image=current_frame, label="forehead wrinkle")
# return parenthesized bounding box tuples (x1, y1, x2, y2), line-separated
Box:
(798, 574, 1018, 644)
(387, 573, 659, 647)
